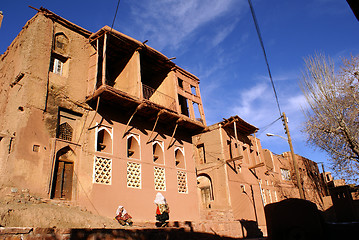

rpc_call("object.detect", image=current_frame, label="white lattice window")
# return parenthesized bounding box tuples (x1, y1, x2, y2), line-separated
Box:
(93, 156, 112, 185)
(50, 57, 64, 75)
(261, 188, 267, 205)
(267, 189, 272, 203)
(281, 168, 291, 181)
(127, 161, 141, 188)
(154, 167, 166, 191)
(177, 171, 188, 193)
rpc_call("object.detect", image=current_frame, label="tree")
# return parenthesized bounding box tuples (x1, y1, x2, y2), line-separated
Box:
(300, 53, 359, 184)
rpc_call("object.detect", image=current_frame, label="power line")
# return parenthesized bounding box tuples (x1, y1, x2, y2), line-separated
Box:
(256, 116, 282, 136)
(247, 0, 282, 117)
(111, 0, 121, 32)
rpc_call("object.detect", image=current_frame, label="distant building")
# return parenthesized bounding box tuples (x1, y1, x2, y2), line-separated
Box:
(193, 116, 326, 237)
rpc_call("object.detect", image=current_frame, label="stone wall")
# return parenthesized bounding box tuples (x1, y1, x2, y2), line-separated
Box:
(0, 227, 244, 240)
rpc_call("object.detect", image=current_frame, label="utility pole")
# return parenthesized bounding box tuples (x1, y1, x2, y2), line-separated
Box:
(0, 11, 3, 29)
(282, 112, 305, 199)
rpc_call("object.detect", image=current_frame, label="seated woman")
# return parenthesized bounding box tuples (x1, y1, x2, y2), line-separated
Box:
(154, 192, 169, 227)
(115, 205, 133, 226)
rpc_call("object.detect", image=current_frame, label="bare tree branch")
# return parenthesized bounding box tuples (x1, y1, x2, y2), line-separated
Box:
(300, 53, 359, 183)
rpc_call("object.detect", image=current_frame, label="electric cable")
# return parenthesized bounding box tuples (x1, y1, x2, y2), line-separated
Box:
(256, 116, 282, 137)
(247, 0, 282, 117)
(111, 0, 121, 32)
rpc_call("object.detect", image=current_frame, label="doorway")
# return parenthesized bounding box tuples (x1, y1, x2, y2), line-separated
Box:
(51, 147, 75, 200)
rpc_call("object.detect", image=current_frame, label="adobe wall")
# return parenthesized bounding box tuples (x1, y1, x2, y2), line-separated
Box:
(0, 11, 92, 198)
(72, 105, 200, 222)
(194, 125, 232, 211)
(0, 13, 54, 192)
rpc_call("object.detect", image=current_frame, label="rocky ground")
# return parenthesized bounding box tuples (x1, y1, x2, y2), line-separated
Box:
(0, 187, 127, 228)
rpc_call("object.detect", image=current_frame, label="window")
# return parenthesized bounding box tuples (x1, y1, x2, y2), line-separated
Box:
(57, 109, 81, 142)
(190, 85, 197, 95)
(154, 167, 166, 191)
(177, 171, 188, 193)
(197, 175, 213, 208)
(53, 32, 69, 55)
(178, 94, 189, 117)
(280, 168, 291, 181)
(127, 134, 140, 159)
(274, 190, 278, 202)
(197, 144, 206, 164)
(192, 102, 202, 122)
(93, 156, 112, 185)
(50, 57, 64, 75)
(127, 161, 141, 188)
(227, 140, 233, 159)
(58, 122, 73, 141)
(33, 145, 40, 152)
(153, 141, 164, 164)
(96, 127, 112, 154)
(178, 78, 184, 88)
(175, 147, 185, 169)
(240, 184, 246, 193)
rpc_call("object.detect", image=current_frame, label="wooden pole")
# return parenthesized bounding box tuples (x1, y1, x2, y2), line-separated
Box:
(282, 112, 305, 199)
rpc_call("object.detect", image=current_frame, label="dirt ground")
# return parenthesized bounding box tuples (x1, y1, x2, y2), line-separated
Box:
(0, 187, 127, 228)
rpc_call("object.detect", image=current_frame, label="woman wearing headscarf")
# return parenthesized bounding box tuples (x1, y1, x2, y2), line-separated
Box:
(115, 205, 133, 226)
(154, 192, 169, 227)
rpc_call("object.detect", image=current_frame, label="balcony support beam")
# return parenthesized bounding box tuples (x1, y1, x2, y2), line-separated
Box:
(147, 110, 165, 143)
(167, 118, 183, 149)
(123, 103, 144, 137)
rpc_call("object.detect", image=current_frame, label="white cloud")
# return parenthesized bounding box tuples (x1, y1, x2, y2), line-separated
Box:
(211, 20, 238, 47)
(123, 0, 242, 50)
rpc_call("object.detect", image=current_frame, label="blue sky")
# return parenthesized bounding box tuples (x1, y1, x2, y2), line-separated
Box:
(1, 0, 358, 176)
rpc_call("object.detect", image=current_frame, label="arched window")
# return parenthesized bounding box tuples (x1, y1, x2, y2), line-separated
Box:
(54, 32, 69, 55)
(58, 122, 73, 141)
(153, 141, 164, 164)
(197, 175, 214, 208)
(174, 147, 185, 169)
(96, 127, 112, 154)
(127, 134, 140, 159)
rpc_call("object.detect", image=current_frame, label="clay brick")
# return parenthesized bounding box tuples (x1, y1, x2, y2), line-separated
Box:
(54, 229, 71, 234)
(33, 228, 54, 234)
(0, 227, 32, 234)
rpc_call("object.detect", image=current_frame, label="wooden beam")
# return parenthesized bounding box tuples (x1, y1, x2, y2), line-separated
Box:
(248, 162, 265, 170)
(147, 110, 165, 143)
(167, 118, 182, 149)
(123, 103, 144, 137)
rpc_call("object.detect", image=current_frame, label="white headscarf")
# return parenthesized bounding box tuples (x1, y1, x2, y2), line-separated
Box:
(154, 192, 166, 205)
(116, 205, 127, 216)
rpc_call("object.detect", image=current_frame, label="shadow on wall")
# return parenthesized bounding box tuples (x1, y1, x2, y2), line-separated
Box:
(70, 228, 242, 240)
(265, 198, 359, 240)
(239, 219, 263, 239)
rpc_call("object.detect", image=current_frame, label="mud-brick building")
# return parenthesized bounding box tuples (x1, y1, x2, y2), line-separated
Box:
(193, 116, 326, 237)
(0, 8, 206, 223)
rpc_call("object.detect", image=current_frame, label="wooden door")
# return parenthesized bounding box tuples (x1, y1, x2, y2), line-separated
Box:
(52, 160, 73, 200)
